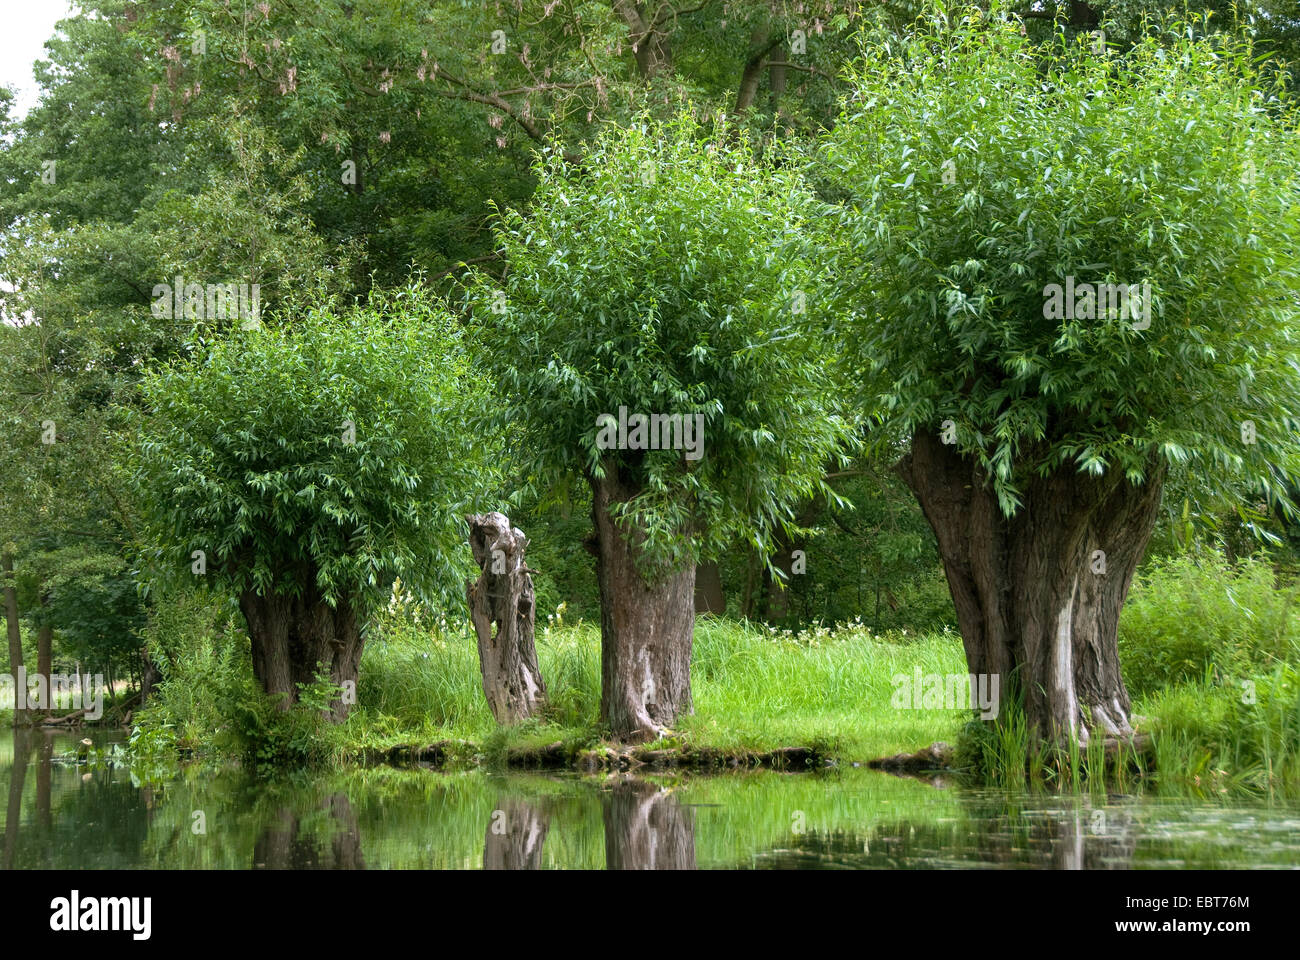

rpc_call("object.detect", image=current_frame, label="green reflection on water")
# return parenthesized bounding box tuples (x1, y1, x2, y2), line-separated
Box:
(2, 729, 1297, 869)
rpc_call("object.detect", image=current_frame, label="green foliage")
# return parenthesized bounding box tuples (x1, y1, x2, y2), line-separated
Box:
(1141, 661, 1300, 792)
(133, 585, 348, 772)
(226, 668, 349, 773)
(1119, 553, 1300, 696)
(131, 284, 496, 609)
(824, 5, 1300, 517)
(763, 465, 955, 629)
(132, 585, 251, 752)
(470, 112, 856, 569)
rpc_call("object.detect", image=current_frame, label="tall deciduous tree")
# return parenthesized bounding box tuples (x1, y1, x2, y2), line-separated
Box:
(131, 286, 495, 720)
(471, 115, 854, 740)
(824, 8, 1300, 744)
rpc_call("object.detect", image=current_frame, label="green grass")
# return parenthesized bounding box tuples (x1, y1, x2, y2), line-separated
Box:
(341, 613, 970, 763)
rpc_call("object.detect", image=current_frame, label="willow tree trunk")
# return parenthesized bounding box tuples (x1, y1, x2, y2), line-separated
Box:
(591, 468, 694, 743)
(238, 576, 362, 722)
(898, 429, 1165, 745)
(465, 512, 546, 724)
(2, 553, 23, 724)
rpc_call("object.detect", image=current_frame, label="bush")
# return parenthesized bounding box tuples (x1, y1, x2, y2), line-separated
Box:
(133, 586, 252, 754)
(1119, 553, 1300, 697)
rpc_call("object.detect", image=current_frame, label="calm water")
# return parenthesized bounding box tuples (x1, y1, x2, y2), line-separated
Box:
(2, 729, 1297, 869)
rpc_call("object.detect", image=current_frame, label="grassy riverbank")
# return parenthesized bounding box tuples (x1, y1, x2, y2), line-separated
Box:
(352, 616, 970, 763)
(86, 554, 1294, 794)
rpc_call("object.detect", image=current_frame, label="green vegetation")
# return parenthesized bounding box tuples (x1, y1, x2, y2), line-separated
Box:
(124, 548, 1300, 794)
(1, 2, 1298, 797)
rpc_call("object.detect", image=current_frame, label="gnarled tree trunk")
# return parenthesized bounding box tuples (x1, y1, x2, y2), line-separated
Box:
(591, 466, 694, 743)
(898, 428, 1165, 745)
(238, 576, 362, 723)
(465, 512, 546, 725)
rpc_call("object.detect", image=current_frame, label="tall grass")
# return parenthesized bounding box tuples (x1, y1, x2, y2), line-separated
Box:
(352, 611, 970, 761)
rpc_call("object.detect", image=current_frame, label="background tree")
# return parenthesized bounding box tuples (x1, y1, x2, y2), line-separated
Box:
(470, 114, 855, 740)
(823, 7, 1300, 743)
(130, 286, 496, 720)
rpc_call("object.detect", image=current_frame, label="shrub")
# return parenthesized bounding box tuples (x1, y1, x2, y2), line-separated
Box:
(1119, 553, 1300, 697)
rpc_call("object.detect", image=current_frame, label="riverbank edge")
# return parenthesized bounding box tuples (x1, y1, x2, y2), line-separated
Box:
(359, 740, 845, 773)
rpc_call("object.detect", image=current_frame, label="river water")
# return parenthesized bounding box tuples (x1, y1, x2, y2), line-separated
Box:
(2, 729, 1297, 869)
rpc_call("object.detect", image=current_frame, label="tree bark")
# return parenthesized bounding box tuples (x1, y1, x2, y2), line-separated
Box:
(897, 428, 1165, 745)
(2, 553, 23, 724)
(613, 1, 673, 78)
(464, 512, 547, 725)
(238, 576, 362, 723)
(591, 465, 694, 742)
(734, 28, 772, 114)
(35, 600, 52, 714)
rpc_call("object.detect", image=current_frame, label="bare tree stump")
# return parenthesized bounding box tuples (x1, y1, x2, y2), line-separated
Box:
(465, 512, 547, 724)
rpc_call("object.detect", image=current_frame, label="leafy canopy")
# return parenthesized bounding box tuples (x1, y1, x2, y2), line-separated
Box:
(132, 285, 495, 608)
(470, 113, 855, 567)
(823, 5, 1300, 516)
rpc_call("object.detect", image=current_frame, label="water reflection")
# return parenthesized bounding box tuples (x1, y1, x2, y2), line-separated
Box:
(603, 778, 695, 870)
(1, 730, 1296, 870)
(484, 796, 550, 870)
(253, 794, 365, 869)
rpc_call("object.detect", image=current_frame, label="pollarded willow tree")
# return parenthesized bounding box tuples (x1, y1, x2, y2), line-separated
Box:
(132, 285, 494, 720)
(470, 114, 854, 742)
(823, 7, 1300, 744)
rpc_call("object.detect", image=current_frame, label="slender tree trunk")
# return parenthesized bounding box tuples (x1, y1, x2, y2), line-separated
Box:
(238, 575, 363, 722)
(693, 560, 725, 615)
(603, 778, 696, 870)
(465, 512, 546, 724)
(35, 596, 52, 714)
(484, 796, 550, 870)
(734, 28, 772, 114)
(897, 428, 1165, 744)
(613, 1, 672, 78)
(2, 553, 23, 724)
(741, 549, 760, 620)
(591, 467, 694, 742)
(139, 648, 160, 704)
(760, 499, 819, 622)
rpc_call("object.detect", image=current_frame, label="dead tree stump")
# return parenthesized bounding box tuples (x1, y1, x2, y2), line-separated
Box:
(465, 512, 547, 724)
